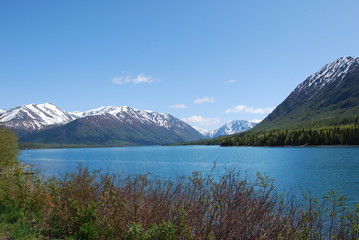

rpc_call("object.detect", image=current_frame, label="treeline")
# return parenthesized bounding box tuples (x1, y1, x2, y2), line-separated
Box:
(220, 125, 359, 146)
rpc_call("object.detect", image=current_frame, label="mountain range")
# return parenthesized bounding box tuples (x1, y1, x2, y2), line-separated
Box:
(0, 104, 204, 146)
(3, 56, 356, 147)
(0, 103, 260, 147)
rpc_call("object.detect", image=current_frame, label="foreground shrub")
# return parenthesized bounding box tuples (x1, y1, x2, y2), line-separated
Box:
(0, 165, 359, 239)
(0, 126, 19, 172)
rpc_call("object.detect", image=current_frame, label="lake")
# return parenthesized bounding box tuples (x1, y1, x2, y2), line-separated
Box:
(20, 145, 359, 205)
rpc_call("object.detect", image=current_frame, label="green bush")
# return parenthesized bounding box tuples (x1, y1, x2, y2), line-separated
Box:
(0, 165, 359, 239)
(0, 126, 19, 171)
(0, 129, 359, 239)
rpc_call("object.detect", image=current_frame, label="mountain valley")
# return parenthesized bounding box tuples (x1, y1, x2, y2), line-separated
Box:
(182, 56, 359, 146)
(1, 56, 358, 147)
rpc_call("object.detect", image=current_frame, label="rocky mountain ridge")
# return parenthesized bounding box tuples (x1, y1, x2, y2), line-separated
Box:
(0, 103, 73, 133)
(0, 103, 204, 146)
(253, 56, 359, 131)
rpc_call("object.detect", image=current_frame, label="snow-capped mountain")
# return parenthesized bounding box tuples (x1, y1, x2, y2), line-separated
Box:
(254, 56, 359, 131)
(294, 56, 359, 99)
(69, 106, 185, 130)
(208, 120, 260, 138)
(195, 120, 260, 138)
(0, 103, 74, 133)
(192, 126, 209, 136)
(0, 104, 186, 133)
(1, 103, 204, 146)
(0, 109, 5, 116)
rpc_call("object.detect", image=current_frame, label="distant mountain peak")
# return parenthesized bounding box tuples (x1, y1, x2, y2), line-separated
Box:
(192, 126, 209, 135)
(198, 120, 260, 138)
(214, 120, 259, 136)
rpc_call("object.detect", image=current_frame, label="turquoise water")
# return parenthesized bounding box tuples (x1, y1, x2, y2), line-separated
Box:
(20, 146, 359, 205)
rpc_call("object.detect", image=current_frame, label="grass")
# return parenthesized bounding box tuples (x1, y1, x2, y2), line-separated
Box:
(0, 164, 358, 239)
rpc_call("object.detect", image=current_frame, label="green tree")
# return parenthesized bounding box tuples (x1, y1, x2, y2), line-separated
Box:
(0, 126, 19, 171)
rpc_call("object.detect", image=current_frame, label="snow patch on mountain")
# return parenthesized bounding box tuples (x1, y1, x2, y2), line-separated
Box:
(70, 106, 130, 118)
(70, 106, 181, 130)
(0, 103, 73, 131)
(295, 56, 359, 97)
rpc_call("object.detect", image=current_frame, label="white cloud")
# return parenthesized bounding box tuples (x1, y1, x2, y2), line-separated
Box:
(182, 115, 220, 126)
(225, 105, 274, 114)
(194, 97, 215, 104)
(250, 119, 262, 124)
(112, 73, 154, 85)
(225, 105, 246, 113)
(225, 79, 237, 84)
(169, 104, 187, 109)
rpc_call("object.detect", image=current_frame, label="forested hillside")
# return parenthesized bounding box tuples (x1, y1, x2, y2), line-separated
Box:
(220, 123, 359, 146)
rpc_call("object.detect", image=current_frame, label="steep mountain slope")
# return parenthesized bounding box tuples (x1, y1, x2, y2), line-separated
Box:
(20, 106, 204, 146)
(0, 103, 74, 135)
(253, 56, 359, 131)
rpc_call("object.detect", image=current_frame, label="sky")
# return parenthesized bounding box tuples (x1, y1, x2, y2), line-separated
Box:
(1, 1, 359, 130)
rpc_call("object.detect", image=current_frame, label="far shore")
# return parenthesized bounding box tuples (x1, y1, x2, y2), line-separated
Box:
(20, 143, 359, 150)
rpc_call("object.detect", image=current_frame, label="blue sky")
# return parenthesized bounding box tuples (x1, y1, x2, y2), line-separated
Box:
(1, 1, 359, 130)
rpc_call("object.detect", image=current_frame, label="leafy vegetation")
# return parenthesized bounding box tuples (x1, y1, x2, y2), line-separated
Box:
(1, 164, 359, 239)
(0, 126, 20, 171)
(2, 127, 359, 239)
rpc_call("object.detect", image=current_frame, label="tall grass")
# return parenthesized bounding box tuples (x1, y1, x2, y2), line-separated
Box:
(0, 164, 358, 239)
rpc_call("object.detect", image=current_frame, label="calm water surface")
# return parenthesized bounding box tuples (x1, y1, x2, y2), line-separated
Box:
(20, 146, 359, 205)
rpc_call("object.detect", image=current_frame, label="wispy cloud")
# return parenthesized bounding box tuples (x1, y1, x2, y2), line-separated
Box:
(169, 104, 187, 109)
(225, 79, 237, 84)
(225, 105, 274, 114)
(182, 115, 220, 126)
(112, 73, 154, 85)
(250, 119, 262, 124)
(194, 97, 215, 104)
